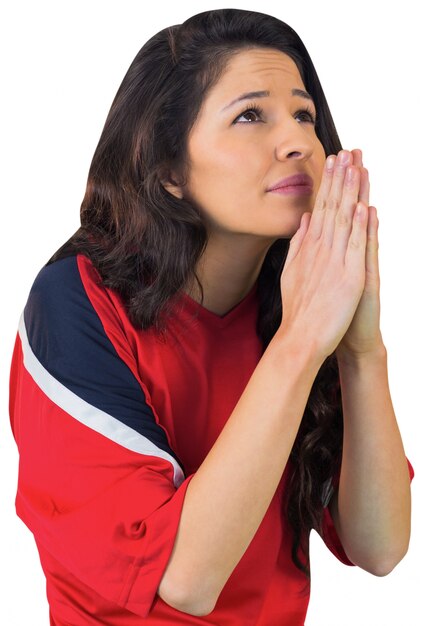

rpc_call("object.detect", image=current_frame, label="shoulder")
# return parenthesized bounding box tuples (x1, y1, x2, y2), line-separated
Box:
(25, 253, 98, 326)
(20, 254, 146, 411)
(23, 254, 117, 366)
(27, 253, 101, 312)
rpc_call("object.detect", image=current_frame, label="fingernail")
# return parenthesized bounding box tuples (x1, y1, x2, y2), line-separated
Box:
(326, 155, 336, 171)
(339, 151, 350, 165)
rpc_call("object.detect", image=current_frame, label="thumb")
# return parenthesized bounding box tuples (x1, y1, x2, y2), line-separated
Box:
(284, 211, 311, 267)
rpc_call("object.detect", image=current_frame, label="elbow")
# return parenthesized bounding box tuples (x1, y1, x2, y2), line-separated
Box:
(372, 554, 408, 577)
(361, 550, 409, 578)
(370, 561, 397, 577)
(173, 597, 216, 617)
(164, 591, 216, 617)
(157, 575, 216, 617)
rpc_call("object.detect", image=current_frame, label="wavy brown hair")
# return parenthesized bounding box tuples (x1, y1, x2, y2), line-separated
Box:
(47, 8, 345, 589)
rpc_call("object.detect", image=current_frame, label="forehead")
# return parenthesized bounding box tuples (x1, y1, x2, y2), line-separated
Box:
(205, 48, 304, 106)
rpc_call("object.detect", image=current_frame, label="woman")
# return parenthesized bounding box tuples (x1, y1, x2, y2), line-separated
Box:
(9, 8, 414, 625)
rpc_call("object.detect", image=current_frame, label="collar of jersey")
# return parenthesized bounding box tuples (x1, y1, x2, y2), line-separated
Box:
(178, 281, 259, 329)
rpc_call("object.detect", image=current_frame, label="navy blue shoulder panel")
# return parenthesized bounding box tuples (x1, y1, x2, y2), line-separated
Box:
(23, 255, 184, 470)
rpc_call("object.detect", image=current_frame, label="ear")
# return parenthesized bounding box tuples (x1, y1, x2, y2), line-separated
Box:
(160, 168, 184, 200)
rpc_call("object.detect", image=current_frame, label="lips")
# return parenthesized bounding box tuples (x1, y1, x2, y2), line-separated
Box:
(267, 173, 313, 191)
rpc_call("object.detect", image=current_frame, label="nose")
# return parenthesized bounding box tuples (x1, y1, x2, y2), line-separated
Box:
(273, 120, 314, 162)
(275, 142, 314, 162)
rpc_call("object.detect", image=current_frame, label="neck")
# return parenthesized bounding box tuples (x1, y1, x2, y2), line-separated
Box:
(185, 232, 277, 316)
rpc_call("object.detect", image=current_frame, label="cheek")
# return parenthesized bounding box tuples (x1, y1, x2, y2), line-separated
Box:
(191, 177, 254, 230)
(188, 142, 262, 204)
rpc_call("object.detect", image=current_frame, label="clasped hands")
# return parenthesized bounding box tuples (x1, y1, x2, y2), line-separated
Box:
(327, 149, 384, 362)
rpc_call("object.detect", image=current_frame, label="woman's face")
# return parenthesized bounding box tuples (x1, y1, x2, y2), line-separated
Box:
(173, 47, 326, 241)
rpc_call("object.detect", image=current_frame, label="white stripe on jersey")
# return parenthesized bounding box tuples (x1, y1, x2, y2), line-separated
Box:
(18, 312, 185, 488)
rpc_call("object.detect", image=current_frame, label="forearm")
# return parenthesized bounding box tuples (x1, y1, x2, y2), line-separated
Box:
(158, 330, 323, 615)
(334, 347, 412, 574)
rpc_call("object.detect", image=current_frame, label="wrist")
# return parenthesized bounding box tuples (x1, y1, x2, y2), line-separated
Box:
(336, 342, 387, 368)
(270, 326, 325, 373)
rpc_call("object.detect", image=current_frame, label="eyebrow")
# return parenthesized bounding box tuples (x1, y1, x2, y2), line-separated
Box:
(221, 88, 315, 112)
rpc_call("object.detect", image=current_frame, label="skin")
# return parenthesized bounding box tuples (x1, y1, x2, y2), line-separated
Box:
(158, 49, 413, 611)
(164, 47, 366, 316)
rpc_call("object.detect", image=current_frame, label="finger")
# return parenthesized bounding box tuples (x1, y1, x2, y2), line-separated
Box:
(351, 149, 370, 206)
(332, 165, 361, 260)
(283, 211, 312, 267)
(359, 167, 370, 206)
(306, 154, 337, 240)
(365, 206, 380, 284)
(351, 148, 362, 167)
(345, 202, 368, 271)
(321, 150, 353, 246)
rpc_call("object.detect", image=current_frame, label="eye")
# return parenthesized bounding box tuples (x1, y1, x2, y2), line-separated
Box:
(296, 106, 317, 125)
(233, 101, 317, 126)
(233, 104, 264, 124)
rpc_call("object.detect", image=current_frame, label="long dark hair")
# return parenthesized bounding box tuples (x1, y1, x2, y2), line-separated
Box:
(47, 8, 345, 588)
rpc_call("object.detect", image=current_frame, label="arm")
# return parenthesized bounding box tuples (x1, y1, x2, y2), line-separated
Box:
(9, 256, 196, 619)
(328, 346, 412, 575)
(157, 327, 324, 615)
(11, 255, 324, 619)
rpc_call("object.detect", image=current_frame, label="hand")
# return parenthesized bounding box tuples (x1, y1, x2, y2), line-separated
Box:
(333, 149, 385, 361)
(278, 149, 371, 364)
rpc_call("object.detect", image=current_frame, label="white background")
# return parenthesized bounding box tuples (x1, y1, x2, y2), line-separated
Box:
(1, 1, 421, 624)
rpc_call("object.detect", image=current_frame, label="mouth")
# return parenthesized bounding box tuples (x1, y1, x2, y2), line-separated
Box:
(268, 184, 313, 196)
(267, 173, 314, 194)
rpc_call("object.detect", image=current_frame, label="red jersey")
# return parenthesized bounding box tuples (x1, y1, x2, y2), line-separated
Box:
(9, 253, 414, 625)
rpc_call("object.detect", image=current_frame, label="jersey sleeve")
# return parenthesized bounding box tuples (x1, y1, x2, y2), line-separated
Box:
(9, 254, 195, 618)
(318, 457, 415, 566)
